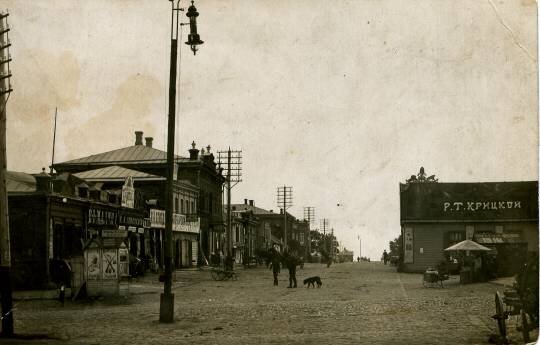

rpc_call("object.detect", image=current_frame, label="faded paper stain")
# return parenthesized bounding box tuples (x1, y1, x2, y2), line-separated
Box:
(63, 74, 162, 159)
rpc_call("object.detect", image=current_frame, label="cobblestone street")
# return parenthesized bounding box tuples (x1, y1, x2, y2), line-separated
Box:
(1, 262, 520, 345)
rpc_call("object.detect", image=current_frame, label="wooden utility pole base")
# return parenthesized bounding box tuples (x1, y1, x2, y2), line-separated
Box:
(0, 266, 13, 337)
(159, 293, 174, 323)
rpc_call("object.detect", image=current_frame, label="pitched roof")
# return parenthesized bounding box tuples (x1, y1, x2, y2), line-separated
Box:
(231, 204, 276, 215)
(7, 171, 36, 193)
(55, 145, 190, 166)
(73, 165, 165, 182)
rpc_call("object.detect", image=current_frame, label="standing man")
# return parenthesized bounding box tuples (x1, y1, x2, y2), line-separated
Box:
(383, 250, 389, 265)
(285, 252, 298, 288)
(269, 248, 281, 286)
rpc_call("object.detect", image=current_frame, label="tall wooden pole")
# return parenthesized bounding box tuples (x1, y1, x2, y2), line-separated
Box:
(0, 11, 13, 337)
(283, 186, 287, 249)
(160, 1, 179, 323)
(226, 148, 231, 258)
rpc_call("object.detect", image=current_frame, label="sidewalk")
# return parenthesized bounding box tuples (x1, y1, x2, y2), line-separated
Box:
(12, 267, 206, 301)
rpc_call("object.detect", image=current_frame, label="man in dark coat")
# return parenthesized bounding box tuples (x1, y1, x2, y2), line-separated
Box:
(269, 249, 281, 286)
(285, 252, 298, 288)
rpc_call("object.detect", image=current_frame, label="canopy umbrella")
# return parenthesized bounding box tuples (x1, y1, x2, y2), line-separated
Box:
(444, 239, 491, 252)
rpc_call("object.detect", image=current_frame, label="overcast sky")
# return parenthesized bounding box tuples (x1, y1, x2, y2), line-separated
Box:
(4, 0, 538, 259)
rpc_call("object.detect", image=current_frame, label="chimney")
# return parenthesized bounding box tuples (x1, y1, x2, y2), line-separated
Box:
(249, 200, 254, 206)
(189, 141, 199, 160)
(135, 131, 143, 145)
(244, 199, 248, 205)
(35, 168, 51, 193)
(145, 137, 153, 148)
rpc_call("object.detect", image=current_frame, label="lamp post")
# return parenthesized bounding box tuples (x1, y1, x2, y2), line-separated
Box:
(160, 0, 203, 323)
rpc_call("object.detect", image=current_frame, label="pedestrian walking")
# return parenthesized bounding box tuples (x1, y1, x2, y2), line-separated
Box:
(269, 249, 281, 286)
(284, 252, 298, 288)
(383, 250, 388, 265)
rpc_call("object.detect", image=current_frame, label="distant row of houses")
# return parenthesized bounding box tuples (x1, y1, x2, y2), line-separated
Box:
(7, 131, 311, 292)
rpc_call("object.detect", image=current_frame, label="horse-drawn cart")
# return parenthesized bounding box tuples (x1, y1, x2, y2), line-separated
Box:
(492, 289, 536, 344)
(422, 269, 449, 288)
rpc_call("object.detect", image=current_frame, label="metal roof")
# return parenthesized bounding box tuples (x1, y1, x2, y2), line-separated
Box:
(55, 145, 190, 166)
(73, 165, 165, 182)
(7, 171, 36, 193)
(231, 204, 276, 215)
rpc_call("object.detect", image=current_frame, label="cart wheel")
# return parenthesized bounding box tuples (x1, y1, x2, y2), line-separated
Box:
(520, 309, 530, 343)
(494, 291, 507, 340)
(211, 270, 219, 281)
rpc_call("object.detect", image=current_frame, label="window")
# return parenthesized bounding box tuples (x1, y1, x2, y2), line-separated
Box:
(191, 201, 195, 214)
(174, 197, 179, 213)
(446, 231, 464, 247)
(181, 199, 184, 214)
(78, 187, 88, 198)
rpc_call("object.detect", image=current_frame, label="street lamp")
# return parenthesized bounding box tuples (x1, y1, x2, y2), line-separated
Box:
(185, 1, 204, 55)
(160, 0, 202, 323)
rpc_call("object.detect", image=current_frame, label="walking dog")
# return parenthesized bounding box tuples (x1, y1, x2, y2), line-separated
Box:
(303, 276, 322, 288)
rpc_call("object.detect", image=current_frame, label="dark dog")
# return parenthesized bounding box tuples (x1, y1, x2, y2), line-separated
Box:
(303, 276, 322, 288)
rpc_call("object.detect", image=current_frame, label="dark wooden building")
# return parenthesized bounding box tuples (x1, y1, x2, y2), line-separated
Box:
(400, 181, 538, 274)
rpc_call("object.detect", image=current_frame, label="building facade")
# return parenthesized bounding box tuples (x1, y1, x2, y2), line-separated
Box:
(400, 181, 538, 274)
(52, 131, 224, 267)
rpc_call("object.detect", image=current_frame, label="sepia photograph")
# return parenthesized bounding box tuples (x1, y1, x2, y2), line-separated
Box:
(0, 1, 538, 344)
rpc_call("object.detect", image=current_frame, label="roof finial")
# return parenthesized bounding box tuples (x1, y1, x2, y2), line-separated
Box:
(191, 141, 196, 149)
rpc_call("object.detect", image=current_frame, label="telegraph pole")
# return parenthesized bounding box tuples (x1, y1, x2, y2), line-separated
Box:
(330, 228, 334, 263)
(277, 186, 292, 250)
(303, 207, 315, 259)
(0, 10, 13, 337)
(217, 148, 242, 261)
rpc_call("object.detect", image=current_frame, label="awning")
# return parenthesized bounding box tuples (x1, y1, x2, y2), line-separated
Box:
(474, 232, 525, 245)
(444, 239, 491, 251)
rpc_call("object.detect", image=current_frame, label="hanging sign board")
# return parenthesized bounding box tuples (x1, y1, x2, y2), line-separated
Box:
(121, 176, 135, 208)
(404, 227, 413, 263)
(102, 229, 127, 238)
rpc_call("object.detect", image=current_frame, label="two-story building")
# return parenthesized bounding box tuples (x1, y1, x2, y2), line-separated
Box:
(52, 131, 224, 267)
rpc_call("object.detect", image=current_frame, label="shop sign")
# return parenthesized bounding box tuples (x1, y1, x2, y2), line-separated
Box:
(121, 176, 135, 208)
(119, 213, 147, 228)
(150, 209, 199, 233)
(443, 201, 523, 213)
(88, 208, 118, 226)
(102, 229, 127, 238)
(404, 227, 413, 263)
(128, 226, 137, 232)
(150, 209, 165, 228)
(137, 227, 144, 234)
(173, 214, 200, 234)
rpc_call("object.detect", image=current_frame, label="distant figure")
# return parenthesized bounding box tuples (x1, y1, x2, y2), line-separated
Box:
(357, 256, 360, 263)
(284, 253, 298, 288)
(269, 249, 281, 286)
(59, 284, 65, 306)
(383, 250, 389, 265)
